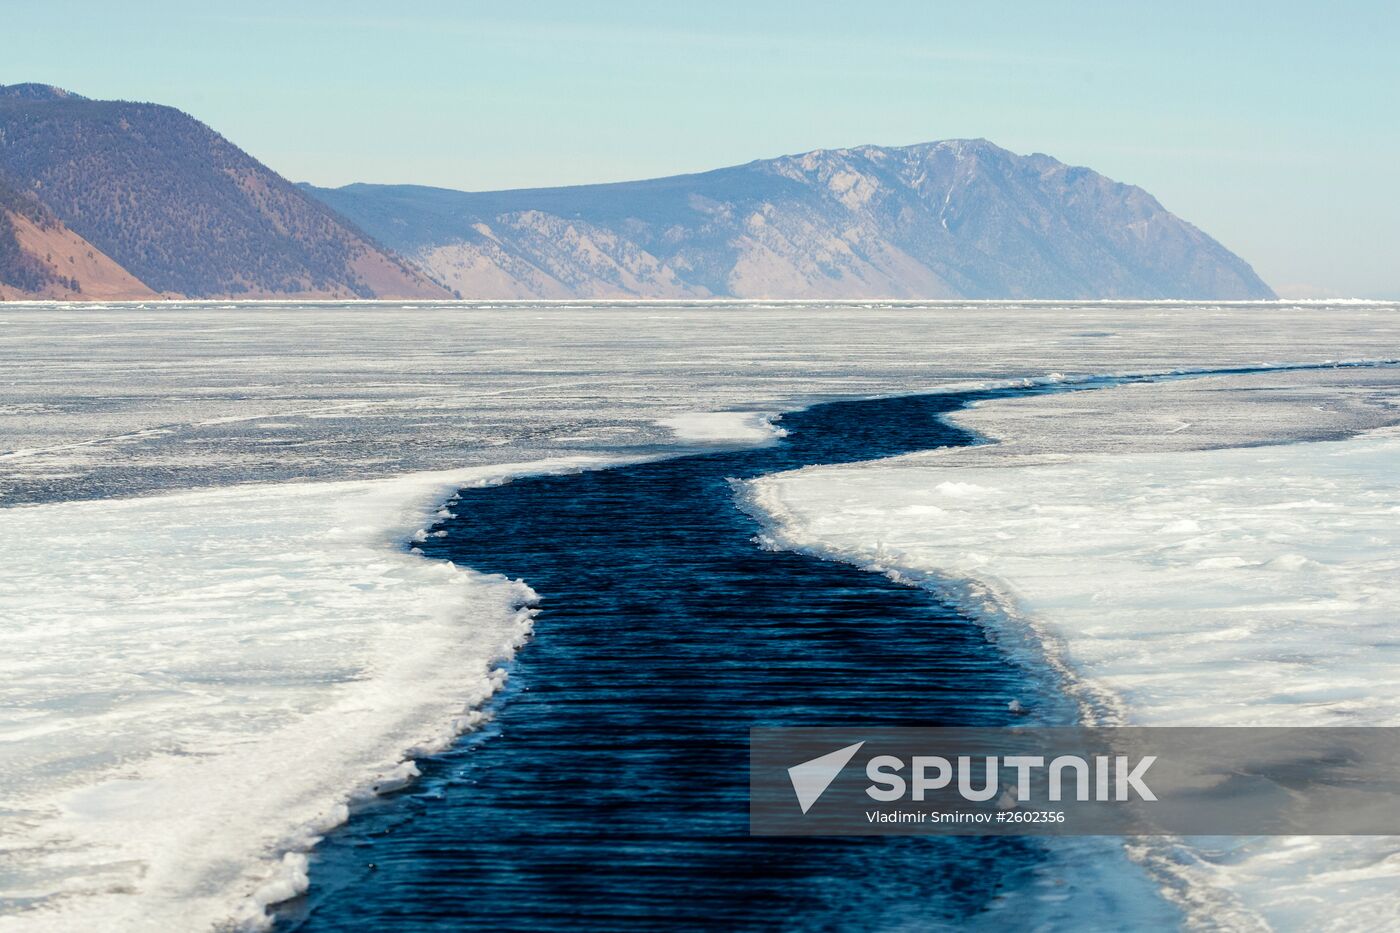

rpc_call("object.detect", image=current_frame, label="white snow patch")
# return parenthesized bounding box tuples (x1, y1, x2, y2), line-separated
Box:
(655, 411, 787, 445)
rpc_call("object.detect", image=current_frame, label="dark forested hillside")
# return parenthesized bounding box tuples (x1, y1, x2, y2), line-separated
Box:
(0, 169, 160, 300)
(0, 85, 450, 299)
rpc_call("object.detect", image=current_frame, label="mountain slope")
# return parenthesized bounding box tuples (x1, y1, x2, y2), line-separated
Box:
(0, 85, 450, 299)
(308, 140, 1274, 300)
(0, 173, 157, 300)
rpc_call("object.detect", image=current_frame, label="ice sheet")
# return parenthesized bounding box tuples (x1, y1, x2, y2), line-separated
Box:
(0, 457, 626, 931)
(4, 301, 1400, 930)
(750, 370, 1400, 930)
(6, 300, 1400, 506)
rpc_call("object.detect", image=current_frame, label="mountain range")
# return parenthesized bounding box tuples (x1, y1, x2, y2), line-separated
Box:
(308, 142, 1273, 300)
(1, 83, 1274, 301)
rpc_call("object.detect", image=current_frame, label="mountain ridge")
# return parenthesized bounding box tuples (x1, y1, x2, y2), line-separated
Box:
(308, 138, 1274, 300)
(0, 83, 88, 102)
(0, 85, 451, 300)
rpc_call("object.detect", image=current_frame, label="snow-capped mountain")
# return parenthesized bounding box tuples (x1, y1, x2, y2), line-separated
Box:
(307, 140, 1275, 300)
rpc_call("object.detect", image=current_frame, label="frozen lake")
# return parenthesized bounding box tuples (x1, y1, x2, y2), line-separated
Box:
(2, 301, 1399, 931)
(5, 300, 1400, 505)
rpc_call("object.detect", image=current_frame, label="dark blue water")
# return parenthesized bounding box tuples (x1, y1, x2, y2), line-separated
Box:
(279, 389, 1084, 932)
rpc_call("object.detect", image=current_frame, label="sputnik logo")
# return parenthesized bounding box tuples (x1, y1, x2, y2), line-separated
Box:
(787, 741, 865, 814)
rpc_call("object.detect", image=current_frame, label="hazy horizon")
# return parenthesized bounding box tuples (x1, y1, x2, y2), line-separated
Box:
(6, 1, 1398, 297)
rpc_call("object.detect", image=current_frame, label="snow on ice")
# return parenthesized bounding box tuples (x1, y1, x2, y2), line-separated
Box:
(3, 300, 1400, 930)
(751, 366, 1400, 930)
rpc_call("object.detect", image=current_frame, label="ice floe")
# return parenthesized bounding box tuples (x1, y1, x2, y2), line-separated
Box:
(751, 372, 1400, 930)
(0, 458, 619, 931)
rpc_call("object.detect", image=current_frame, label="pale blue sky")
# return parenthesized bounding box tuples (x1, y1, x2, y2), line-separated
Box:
(7, 1, 1398, 296)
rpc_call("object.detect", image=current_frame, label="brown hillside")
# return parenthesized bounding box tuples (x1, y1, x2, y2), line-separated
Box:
(0, 209, 160, 300)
